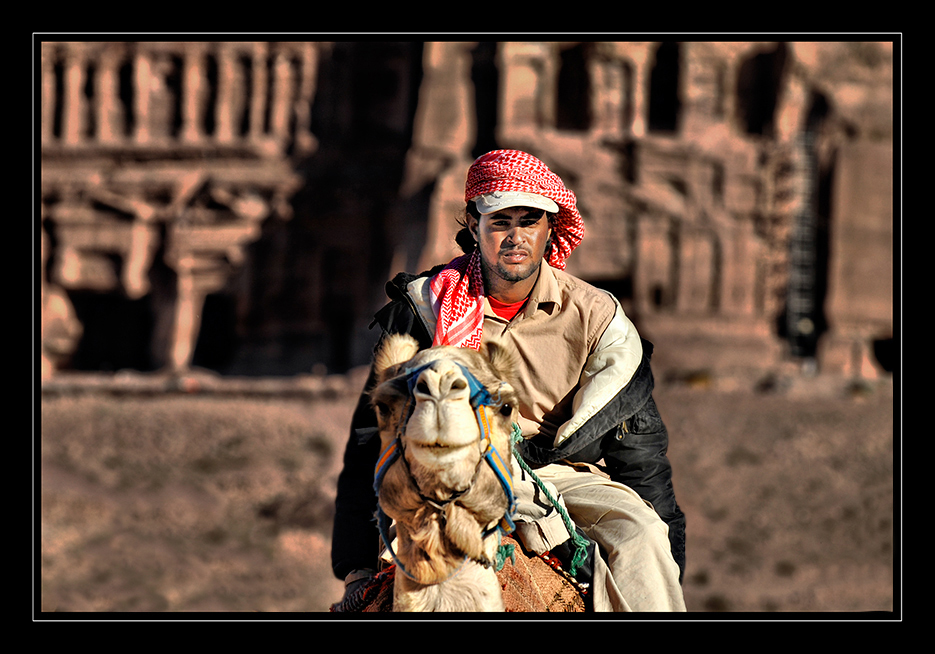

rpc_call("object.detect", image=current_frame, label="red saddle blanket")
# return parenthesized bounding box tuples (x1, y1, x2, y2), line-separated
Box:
(330, 536, 586, 613)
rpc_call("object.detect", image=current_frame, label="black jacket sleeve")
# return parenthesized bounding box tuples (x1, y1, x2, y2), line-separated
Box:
(330, 273, 436, 580)
(331, 363, 384, 580)
(600, 394, 686, 582)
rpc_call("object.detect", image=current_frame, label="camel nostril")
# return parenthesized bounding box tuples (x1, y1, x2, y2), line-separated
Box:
(450, 378, 467, 391)
(416, 379, 430, 395)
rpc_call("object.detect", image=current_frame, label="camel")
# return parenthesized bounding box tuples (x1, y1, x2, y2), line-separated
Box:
(368, 333, 521, 612)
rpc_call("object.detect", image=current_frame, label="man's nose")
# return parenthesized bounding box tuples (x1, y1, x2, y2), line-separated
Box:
(504, 225, 523, 245)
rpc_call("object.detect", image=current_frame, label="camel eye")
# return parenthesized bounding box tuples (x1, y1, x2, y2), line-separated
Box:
(374, 401, 390, 417)
(499, 403, 512, 416)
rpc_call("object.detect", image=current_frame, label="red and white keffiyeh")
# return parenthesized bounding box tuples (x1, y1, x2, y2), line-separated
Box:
(429, 150, 585, 350)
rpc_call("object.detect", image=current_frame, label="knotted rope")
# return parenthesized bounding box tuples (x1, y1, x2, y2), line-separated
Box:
(508, 423, 590, 577)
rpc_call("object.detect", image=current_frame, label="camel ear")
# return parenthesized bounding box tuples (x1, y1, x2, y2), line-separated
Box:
(481, 339, 516, 384)
(374, 333, 420, 382)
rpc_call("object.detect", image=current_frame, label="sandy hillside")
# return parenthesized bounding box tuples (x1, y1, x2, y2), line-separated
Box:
(39, 371, 895, 616)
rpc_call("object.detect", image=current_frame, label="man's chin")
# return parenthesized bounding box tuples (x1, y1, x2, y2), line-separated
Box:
(496, 260, 539, 282)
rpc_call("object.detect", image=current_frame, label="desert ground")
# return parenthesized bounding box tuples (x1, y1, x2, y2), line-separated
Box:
(38, 366, 895, 618)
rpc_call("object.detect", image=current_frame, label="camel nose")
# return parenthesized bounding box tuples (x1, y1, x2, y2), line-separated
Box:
(412, 361, 470, 402)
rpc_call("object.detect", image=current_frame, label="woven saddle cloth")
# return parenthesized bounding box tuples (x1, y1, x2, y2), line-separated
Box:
(330, 536, 586, 613)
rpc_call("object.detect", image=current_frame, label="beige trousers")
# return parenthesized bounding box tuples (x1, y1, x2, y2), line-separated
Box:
(511, 460, 686, 612)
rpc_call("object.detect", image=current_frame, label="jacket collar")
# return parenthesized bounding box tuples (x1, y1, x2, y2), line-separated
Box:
(523, 260, 562, 317)
(483, 260, 562, 321)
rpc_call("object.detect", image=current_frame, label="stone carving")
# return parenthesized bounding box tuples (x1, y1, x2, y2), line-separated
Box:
(40, 41, 325, 376)
(39, 41, 894, 380)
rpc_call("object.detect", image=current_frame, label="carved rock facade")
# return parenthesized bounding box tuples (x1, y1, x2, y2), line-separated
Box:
(40, 41, 323, 377)
(39, 41, 894, 381)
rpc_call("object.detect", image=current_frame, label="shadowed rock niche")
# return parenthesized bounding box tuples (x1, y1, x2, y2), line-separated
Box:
(40, 41, 322, 377)
(40, 40, 894, 382)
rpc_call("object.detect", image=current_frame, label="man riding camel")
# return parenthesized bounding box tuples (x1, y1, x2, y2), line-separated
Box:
(332, 149, 686, 611)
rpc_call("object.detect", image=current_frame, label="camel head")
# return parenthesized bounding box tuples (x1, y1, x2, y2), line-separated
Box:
(370, 333, 519, 591)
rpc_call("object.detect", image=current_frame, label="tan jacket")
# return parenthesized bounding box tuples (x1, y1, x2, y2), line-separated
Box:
(333, 260, 686, 582)
(404, 260, 644, 446)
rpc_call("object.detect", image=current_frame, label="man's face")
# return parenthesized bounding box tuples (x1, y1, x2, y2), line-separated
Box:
(469, 206, 552, 288)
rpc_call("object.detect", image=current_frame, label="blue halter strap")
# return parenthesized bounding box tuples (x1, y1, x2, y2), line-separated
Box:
(372, 360, 517, 580)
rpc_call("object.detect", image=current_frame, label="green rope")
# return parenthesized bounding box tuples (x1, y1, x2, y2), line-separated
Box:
(509, 423, 590, 577)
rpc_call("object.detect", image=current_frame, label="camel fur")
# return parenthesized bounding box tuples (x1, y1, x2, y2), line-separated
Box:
(370, 333, 520, 612)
